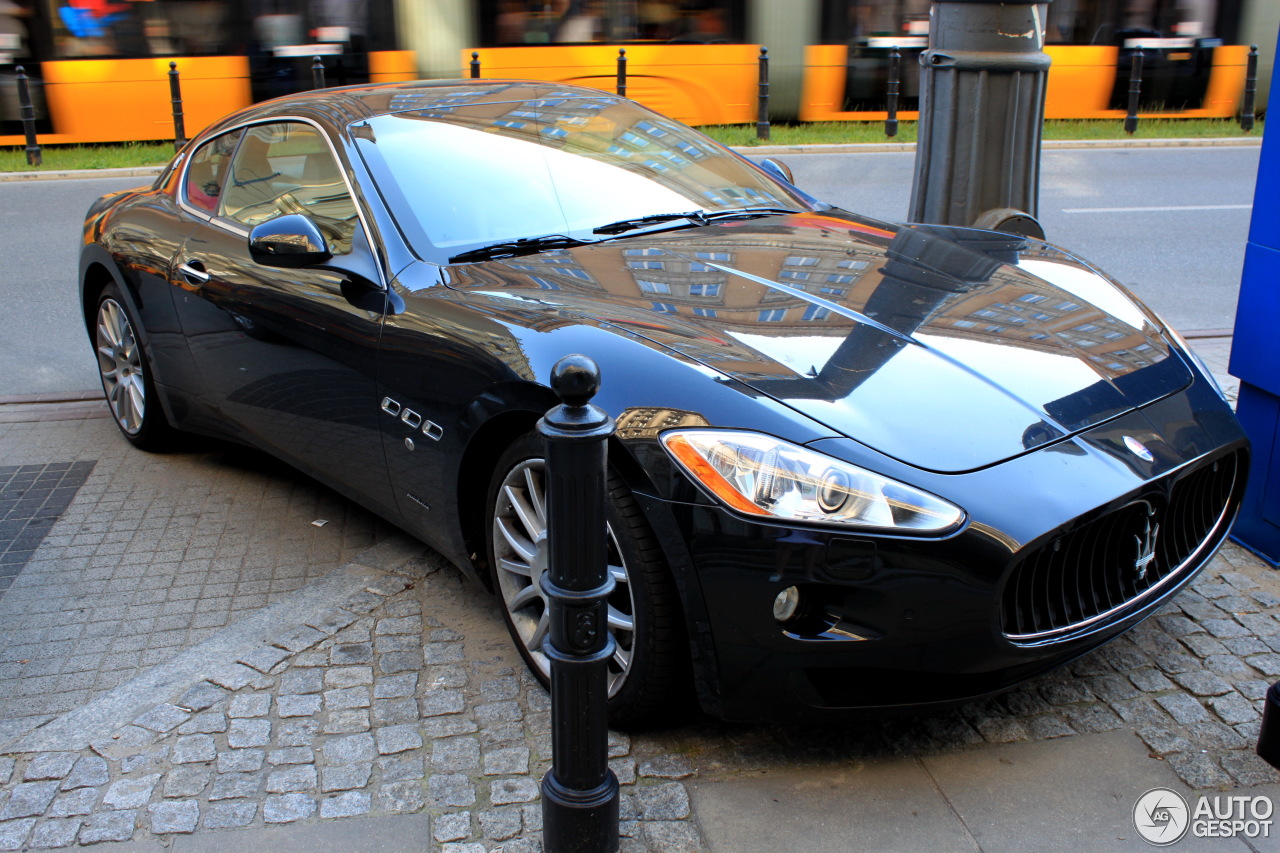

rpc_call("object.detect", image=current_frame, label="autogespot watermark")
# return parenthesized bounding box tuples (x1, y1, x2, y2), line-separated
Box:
(1133, 788, 1274, 845)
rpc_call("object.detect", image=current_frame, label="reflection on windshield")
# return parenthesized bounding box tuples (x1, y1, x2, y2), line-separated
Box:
(353, 91, 802, 257)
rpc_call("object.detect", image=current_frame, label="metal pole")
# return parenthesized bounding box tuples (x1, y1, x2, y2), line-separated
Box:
(1241, 45, 1258, 133)
(471, 51, 481, 79)
(1124, 49, 1143, 135)
(756, 46, 770, 141)
(886, 46, 901, 138)
(616, 48, 626, 98)
(312, 56, 326, 90)
(168, 61, 187, 153)
(15, 66, 41, 167)
(907, 0, 1052, 238)
(538, 354, 620, 853)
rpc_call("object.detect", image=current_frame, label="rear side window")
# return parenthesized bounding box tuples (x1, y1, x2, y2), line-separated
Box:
(220, 122, 358, 255)
(183, 129, 243, 214)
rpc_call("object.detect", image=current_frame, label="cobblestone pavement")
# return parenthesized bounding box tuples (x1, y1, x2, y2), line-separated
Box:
(0, 553, 704, 852)
(0, 416, 392, 738)
(0, 339, 1276, 852)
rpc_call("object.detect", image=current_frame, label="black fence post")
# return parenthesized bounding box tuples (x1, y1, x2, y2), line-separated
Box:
(168, 61, 187, 153)
(886, 46, 901, 138)
(1124, 49, 1143, 135)
(471, 51, 481, 79)
(538, 354, 620, 853)
(15, 66, 42, 167)
(1241, 44, 1258, 133)
(755, 46, 770, 141)
(312, 56, 326, 90)
(616, 48, 627, 98)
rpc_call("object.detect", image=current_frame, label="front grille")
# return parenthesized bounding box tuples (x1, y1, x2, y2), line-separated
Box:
(1002, 450, 1241, 642)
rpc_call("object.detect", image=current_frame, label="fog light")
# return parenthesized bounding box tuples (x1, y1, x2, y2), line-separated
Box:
(773, 586, 801, 623)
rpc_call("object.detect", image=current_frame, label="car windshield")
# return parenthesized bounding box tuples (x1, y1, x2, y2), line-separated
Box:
(351, 91, 808, 260)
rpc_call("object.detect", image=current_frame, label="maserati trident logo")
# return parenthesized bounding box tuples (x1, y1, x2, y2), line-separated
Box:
(1124, 435, 1155, 463)
(1134, 504, 1160, 580)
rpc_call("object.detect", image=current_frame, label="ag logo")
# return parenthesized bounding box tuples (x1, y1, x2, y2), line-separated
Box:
(1134, 788, 1190, 845)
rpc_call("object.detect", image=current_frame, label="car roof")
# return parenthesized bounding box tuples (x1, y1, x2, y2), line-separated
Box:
(199, 79, 622, 139)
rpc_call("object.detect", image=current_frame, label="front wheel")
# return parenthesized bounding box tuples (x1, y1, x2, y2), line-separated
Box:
(94, 285, 174, 450)
(486, 432, 689, 728)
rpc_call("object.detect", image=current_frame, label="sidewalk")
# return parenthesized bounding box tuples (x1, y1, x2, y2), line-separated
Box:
(0, 335, 1275, 853)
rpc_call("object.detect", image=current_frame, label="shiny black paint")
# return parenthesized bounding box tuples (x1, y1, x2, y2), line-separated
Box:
(171, 218, 393, 512)
(80, 81, 1249, 720)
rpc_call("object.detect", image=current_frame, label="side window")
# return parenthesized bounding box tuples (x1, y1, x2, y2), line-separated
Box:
(183, 129, 243, 215)
(220, 122, 359, 255)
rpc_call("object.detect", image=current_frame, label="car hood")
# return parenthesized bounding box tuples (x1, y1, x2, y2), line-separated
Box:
(444, 210, 1190, 473)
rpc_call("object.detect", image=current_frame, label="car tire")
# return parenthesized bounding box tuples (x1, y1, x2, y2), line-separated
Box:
(94, 285, 174, 450)
(486, 432, 689, 729)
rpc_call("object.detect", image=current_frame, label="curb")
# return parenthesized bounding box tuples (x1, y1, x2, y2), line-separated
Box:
(0, 135, 1262, 182)
(0, 165, 164, 183)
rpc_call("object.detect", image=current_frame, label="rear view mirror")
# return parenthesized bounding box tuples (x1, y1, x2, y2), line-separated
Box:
(760, 157, 794, 185)
(248, 214, 333, 268)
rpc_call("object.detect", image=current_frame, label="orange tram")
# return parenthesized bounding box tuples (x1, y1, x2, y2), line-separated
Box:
(0, 0, 1272, 148)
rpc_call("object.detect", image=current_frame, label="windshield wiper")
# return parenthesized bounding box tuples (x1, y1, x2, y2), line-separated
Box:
(702, 206, 800, 222)
(449, 235, 589, 264)
(592, 211, 708, 235)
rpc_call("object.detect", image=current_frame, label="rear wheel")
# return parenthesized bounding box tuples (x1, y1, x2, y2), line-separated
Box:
(486, 432, 688, 728)
(95, 285, 174, 450)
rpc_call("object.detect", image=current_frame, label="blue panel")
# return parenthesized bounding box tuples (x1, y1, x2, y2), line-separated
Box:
(1232, 383, 1280, 565)
(1250, 102, 1280, 251)
(1230, 29, 1280, 564)
(1229, 242, 1280, 395)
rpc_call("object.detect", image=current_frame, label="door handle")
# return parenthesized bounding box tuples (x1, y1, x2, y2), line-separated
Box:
(179, 260, 210, 286)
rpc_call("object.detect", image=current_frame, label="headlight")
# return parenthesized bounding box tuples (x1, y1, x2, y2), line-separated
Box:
(660, 430, 964, 533)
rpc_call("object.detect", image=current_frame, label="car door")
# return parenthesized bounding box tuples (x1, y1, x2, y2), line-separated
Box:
(171, 119, 395, 513)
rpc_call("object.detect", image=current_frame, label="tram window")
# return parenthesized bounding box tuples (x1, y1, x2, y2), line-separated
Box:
(818, 0, 931, 44)
(43, 0, 393, 59)
(477, 0, 746, 46)
(50, 0, 237, 58)
(220, 123, 358, 255)
(184, 129, 244, 216)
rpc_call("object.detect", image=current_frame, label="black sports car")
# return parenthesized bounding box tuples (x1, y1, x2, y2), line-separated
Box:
(81, 80, 1247, 724)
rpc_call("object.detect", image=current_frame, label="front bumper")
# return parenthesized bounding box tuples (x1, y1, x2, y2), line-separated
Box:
(636, 376, 1248, 722)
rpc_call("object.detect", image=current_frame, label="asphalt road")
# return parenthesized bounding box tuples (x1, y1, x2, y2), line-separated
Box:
(0, 145, 1260, 397)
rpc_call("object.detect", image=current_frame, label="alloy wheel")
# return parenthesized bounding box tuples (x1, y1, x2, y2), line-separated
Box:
(96, 298, 146, 435)
(491, 458, 637, 697)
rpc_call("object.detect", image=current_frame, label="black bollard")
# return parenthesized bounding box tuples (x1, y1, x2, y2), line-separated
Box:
(538, 355, 620, 853)
(15, 66, 41, 167)
(886, 46, 901, 138)
(1241, 45, 1258, 133)
(756, 46, 770, 141)
(168, 61, 187, 153)
(1259, 682, 1280, 768)
(616, 48, 626, 98)
(335, 57, 347, 87)
(1124, 49, 1143, 135)
(312, 56, 326, 90)
(470, 51, 481, 79)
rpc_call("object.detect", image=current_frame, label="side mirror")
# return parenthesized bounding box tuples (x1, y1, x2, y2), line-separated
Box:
(248, 214, 332, 268)
(760, 157, 794, 185)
